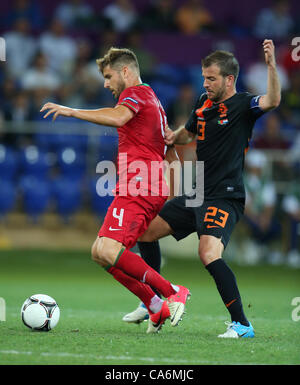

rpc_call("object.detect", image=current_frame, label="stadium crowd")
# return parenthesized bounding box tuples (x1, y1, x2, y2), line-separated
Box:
(0, 0, 299, 266)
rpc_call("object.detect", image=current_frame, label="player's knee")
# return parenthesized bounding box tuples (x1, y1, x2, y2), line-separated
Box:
(96, 238, 119, 266)
(91, 239, 100, 262)
(96, 243, 111, 265)
(91, 238, 110, 266)
(198, 235, 224, 265)
(198, 248, 219, 266)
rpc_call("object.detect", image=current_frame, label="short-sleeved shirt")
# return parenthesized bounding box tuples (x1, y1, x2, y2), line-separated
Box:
(185, 92, 265, 202)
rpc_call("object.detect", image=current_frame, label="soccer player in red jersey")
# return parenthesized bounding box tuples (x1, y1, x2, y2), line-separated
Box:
(40, 47, 190, 333)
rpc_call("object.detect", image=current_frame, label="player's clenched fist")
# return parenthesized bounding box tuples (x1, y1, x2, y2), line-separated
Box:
(164, 127, 175, 146)
(263, 39, 276, 67)
(40, 102, 73, 121)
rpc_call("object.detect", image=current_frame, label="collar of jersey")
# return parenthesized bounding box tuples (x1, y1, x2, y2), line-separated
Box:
(136, 83, 150, 87)
(212, 92, 237, 105)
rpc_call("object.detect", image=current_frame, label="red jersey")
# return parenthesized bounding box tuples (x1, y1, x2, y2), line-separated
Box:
(115, 83, 168, 197)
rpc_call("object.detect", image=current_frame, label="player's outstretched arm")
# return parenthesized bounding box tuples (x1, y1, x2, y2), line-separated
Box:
(259, 39, 281, 111)
(40, 103, 134, 127)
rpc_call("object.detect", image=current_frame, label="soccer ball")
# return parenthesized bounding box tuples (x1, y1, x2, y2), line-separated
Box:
(21, 294, 60, 331)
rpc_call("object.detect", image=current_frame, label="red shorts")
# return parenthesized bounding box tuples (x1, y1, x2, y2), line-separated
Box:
(98, 194, 167, 249)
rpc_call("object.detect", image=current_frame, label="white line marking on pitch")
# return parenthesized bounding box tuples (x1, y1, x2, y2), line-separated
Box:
(0, 350, 213, 364)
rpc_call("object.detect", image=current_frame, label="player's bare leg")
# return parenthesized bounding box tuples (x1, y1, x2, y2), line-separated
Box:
(198, 234, 224, 266)
(138, 215, 174, 242)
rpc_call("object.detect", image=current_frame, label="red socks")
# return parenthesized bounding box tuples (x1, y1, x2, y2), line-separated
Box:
(107, 266, 156, 314)
(114, 248, 175, 298)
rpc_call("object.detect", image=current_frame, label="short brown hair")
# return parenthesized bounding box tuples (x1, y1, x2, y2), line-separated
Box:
(96, 47, 140, 74)
(202, 50, 239, 83)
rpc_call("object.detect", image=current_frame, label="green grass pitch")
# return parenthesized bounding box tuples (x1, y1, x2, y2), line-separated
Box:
(0, 249, 299, 365)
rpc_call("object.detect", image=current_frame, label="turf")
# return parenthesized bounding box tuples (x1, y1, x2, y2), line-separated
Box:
(0, 249, 299, 365)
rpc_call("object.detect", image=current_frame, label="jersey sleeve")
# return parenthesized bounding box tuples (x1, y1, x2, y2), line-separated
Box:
(185, 94, 205, 133)
(117, 88, 143, 115)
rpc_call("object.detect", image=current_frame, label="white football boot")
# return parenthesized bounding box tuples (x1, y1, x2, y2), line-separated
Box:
(122, 303, 149, 324)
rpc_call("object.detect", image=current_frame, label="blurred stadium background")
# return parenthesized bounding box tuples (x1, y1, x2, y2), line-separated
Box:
(0, 0, 299, 267)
